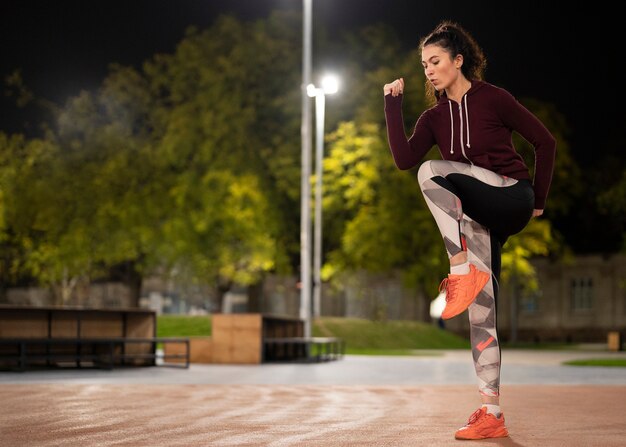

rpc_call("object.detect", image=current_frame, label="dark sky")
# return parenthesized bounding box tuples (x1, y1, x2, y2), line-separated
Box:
(1, 0, 622, 164)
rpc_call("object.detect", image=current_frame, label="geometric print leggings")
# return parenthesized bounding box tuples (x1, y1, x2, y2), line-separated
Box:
(417, 160, 534, 397)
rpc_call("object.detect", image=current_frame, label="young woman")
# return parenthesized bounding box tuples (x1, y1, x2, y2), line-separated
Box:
(383, 21, 556, 440)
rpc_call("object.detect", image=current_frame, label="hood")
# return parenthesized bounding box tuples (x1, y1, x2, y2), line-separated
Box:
(436, 79, 486, 104)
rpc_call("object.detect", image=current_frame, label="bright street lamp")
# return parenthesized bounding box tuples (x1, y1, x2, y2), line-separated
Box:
(321, 75, 339, 94)
(307, 75, 339, 320)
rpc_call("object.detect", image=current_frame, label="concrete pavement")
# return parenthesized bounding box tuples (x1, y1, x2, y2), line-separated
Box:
(1, 349, 625, 386)
(1, 350, 626, 446)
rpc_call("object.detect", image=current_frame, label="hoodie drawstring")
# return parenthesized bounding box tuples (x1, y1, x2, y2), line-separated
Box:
(458, 100, 464, 153)
(448, 101, 454, 154)
(448, 95, 471, 159)
(464, 95, 471, 148)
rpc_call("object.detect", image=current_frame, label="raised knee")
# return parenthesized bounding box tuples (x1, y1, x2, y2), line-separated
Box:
(417, 160, 435, 185)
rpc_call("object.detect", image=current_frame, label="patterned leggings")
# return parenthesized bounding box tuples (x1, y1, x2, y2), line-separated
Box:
(417, 160, 534, 397)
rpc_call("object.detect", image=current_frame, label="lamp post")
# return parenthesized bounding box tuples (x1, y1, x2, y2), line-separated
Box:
(300, 0, 313, 339)
(307, 75, 339, 321)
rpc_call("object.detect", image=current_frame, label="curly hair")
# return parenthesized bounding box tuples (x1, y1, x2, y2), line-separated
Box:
(419, 21, 487, 102)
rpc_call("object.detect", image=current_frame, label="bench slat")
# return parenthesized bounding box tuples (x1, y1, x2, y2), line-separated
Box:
(0, 337, 190, 371)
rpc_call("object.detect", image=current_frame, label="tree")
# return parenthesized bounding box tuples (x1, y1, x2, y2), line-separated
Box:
(0, 132, 93, 304)
(4, 64, 166, 304)
(0, 133, 44, 298)
(2, 13, 302, 307)
(321, 121, 445, 320)
(160, 171, 279, 311)
(140, 13, 302, 306)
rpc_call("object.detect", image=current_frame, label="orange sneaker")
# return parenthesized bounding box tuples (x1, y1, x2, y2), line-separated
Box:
(455, 407, 509, 440)
(439, 264, 490, 320)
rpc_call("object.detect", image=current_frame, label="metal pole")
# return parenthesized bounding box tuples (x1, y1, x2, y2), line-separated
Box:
(313, 92, 325, 318)
(300, 0, 312, 338)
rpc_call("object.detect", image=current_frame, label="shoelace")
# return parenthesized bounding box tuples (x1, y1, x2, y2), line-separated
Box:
(466, 408, 487, 426)
(438, 275, 460, 302)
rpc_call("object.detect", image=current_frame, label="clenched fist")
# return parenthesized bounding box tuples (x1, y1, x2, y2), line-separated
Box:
(383, 77, 404, 96)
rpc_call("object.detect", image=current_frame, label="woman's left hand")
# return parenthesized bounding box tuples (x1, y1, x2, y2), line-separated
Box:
(532, 209, 544, 218)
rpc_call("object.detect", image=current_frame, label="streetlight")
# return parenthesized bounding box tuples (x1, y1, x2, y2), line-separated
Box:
(307, 74, 339, 321)
(300, 0, 313, 339)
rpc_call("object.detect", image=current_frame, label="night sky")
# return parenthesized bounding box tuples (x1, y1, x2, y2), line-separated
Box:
(1, 0, 622, 165)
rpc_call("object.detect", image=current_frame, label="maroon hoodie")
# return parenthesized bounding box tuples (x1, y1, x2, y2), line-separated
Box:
(384, 80, 556, 209)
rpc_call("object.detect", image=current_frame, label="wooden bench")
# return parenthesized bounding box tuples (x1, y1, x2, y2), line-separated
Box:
(0, 337, 189, 371)
(209, 313, 345, 364)
(0, 306, 189, 371)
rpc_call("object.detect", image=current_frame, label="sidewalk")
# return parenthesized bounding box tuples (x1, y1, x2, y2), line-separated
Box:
(1, 351, 625, 446)
(2, 349, 625, 385)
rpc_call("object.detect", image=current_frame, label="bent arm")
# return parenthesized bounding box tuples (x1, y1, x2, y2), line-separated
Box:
(384, 94, 435, 170)
(498, 91, 557, 210)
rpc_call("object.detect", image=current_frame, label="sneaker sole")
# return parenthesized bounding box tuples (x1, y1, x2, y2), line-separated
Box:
(455, 427, 509, 440)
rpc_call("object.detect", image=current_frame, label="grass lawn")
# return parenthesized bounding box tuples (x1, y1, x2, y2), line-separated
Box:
(156, 315, 619, 356)
(156, 315, 470, 354)
(156, 314, 212, 337)
(313, 317, 470, 354)
(563, 358, 626, 367)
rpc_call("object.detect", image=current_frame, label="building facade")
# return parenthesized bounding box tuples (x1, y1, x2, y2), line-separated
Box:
(443, 253, 626, 342)
(3, 253, 625, 343)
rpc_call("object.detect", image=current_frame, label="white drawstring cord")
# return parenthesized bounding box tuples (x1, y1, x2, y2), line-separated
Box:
(464, 95, 471, 148)
(448, 101, 454, 154)
(458, 102, 464, 153)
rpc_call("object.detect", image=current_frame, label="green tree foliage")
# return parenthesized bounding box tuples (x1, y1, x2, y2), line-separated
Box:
(1, 80, 155, 303)
(501, 219, 554, 292)
(2, 13, 301, 304)
(0, 133, 85, 301)
(318, 34, 447, 295)
(0, 133, 55, 293)
(139, 14, 301, 305)
(322, 120, 446, 298)
(0, 13, 574, 310)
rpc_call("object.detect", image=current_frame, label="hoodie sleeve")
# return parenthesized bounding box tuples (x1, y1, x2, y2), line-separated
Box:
(496, 89, 557, 210)
(384, 93, 435, 170)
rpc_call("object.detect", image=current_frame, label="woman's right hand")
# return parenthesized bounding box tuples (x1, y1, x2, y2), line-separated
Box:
(383, 78, 404, 97)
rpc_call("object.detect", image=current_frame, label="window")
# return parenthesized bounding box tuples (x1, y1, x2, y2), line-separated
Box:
(570, 278, 593, 311)
(521, 289, 540, 314)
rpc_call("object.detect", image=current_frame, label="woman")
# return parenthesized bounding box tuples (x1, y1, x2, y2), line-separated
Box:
(383, 21, 556, 440)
